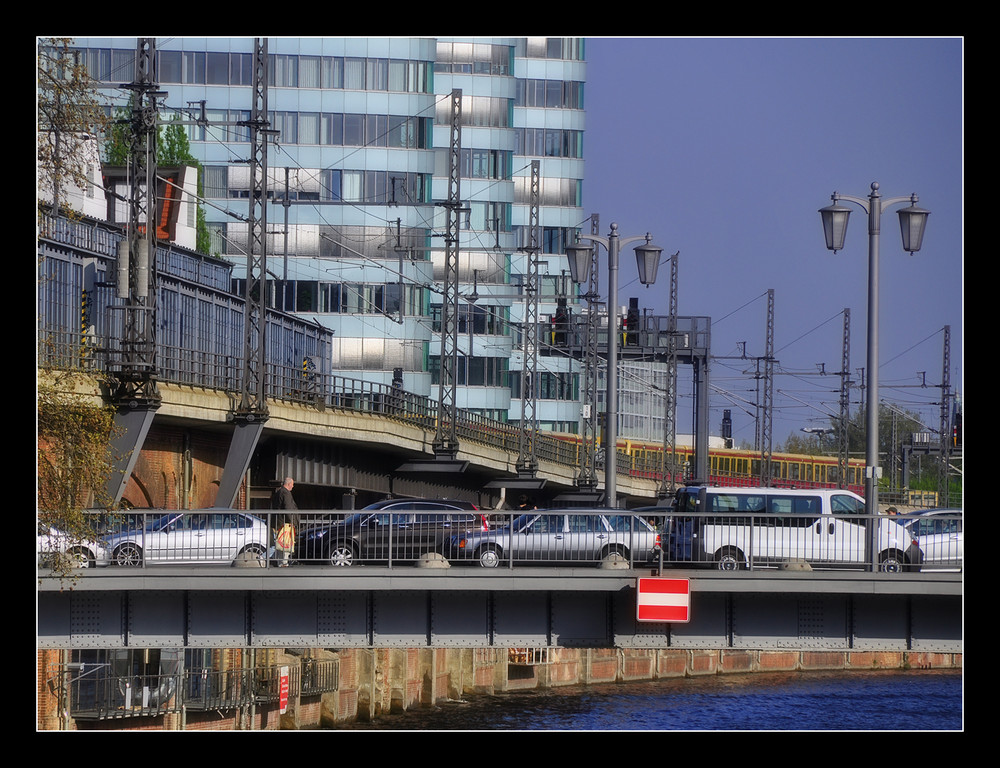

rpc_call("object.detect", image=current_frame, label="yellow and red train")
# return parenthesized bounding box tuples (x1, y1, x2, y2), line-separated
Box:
(545, 433, 866, 494)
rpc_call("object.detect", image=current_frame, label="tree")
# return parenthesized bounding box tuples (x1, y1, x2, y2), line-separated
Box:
(37, 37, 109, 215)
(37, 369, 119, 578)
(104, 108, 213, 254)
(778, 432, 824, 456)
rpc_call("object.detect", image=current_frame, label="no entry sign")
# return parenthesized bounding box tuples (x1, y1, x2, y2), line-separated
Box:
(636, 578, 691, 623)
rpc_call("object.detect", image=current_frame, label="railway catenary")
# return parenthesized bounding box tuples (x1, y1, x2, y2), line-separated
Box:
(39, 211, 866, 499)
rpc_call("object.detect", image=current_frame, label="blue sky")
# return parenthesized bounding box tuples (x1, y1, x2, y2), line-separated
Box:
(581, 36, 963, 448)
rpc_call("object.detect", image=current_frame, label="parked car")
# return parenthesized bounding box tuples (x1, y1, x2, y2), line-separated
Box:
(443, 510, 661, 568)
(899, 508, 962, 571)
(667, 485, 920, 572)
(37, 522, 110, 568)
(297, 500, 488, 566)
(103, 510, 270, 566)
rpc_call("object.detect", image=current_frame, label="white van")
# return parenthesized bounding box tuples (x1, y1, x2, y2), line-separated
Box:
(668, 486, 921, 572)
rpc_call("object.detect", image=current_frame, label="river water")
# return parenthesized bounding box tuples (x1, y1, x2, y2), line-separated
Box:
(330, 669, 962, 731)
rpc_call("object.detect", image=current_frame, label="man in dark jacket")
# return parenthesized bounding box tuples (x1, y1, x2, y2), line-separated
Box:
(272, 477, 298, 566)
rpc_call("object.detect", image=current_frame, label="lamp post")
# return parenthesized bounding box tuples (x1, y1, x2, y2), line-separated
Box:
(566, 222, 663, 508)
(801, 426, 835, 454)
(819, 182, 929, 521)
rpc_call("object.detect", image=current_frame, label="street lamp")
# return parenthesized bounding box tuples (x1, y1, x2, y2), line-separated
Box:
(819, 182, 929, 520)
(801, 427, 835, 453)
(566, 222, 663, 508)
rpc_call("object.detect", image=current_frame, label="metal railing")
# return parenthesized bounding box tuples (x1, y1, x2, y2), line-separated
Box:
(40, 508, 962, 574)
(663, 511, 962, 573)
(41, 508, 963, 573)
(56, 666, 183, 720)
(183, 667, 254, 711)
(47, 658, 336, 721)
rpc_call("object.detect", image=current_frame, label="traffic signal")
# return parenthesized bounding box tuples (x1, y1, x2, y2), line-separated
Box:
(625, 297, 640, 346)
(551, 298, 569, 346)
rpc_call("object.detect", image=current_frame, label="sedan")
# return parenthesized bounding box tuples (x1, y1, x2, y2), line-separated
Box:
(37, 523, 110, 568)
(443, 510, 661, 567)
(103, 510, 270, 566)
(900, 508, 962, 571)
(297, 505, 487, 566)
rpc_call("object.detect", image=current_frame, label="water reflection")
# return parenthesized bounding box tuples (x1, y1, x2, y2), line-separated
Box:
(329, 670, 962, 731)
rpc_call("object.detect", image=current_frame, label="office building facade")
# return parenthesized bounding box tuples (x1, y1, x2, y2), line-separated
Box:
(72, 37, 588, 434)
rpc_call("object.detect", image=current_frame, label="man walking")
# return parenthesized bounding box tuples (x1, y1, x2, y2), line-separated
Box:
(272, 477, 298, 566)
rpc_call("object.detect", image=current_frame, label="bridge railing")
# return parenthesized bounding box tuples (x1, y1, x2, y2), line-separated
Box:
(45, 508, 960, 574)
(46, 657, 337, 722)
(663, 510, 961, 573)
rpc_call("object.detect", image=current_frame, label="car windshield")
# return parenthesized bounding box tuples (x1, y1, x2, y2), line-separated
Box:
(508, 513, 536, 531)
(340, 513, 375, 526)
(147, 514, 182, 532)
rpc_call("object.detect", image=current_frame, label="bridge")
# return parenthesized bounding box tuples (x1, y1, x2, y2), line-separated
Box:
(38, 210, 961, 731)
(38, 563, 961, 653)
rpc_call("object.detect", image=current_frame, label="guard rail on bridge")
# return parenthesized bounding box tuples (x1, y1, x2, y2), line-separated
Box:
(38, 509, 962, 575)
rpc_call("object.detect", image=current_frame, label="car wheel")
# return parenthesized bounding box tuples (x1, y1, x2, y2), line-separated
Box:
(878, 549, 905, 573)
(238, 544, 267, 567)
(66, 547, 95, 568)
(329, 545, 356, 567)
(715, 547, 745, 571)
(477, 545, 501, 568)
(600, 545, 628, 562)
(114, 543, 143, 567)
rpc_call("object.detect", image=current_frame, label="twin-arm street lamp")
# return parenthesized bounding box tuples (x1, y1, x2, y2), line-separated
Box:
(819, 182, 930, 519)
(565, 223, 663, 508)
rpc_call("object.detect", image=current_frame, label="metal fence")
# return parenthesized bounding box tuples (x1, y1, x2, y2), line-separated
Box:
(663, 510, 962, 573)
(48, 658, 339, 721)
(41, 508, 960, 573)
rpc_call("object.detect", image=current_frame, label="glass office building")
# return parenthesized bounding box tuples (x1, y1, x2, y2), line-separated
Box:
(72, 37, 587, 433)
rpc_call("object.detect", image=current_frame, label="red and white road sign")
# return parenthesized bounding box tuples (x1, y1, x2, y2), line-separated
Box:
(279, 666, 290, 713)
(636, 578, 691, 623)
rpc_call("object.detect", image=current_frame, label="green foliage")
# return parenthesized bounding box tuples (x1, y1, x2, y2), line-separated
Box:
(37, 37, 110, 214)
(37, 369, 119, 578)
(103, 111, 212, 253)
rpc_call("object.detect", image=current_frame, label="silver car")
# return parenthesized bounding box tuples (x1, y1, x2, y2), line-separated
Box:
(900, 508, 962, 571)
(103, 510, 270, 566)
(444, 510, 661, 568)
(37, 523, 111, 568)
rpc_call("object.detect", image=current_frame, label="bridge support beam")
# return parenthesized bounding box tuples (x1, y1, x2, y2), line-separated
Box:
(37, 582, 962, 654)
(106, 405, 158, 505)
(217, 419, 267, 508)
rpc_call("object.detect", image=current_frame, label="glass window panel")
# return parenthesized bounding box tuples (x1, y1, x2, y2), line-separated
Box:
(231, 53, 251, 85)
(344, 58, 364, 89)
(323, 113, 343, 145)
(206, 52, 229, 84)
(344, 114, 364, 145)
(84, 48, 112, 81)
(366, 58, 388, 90)
(322, 56, 343, 88)
(159, 51, 182, 83)
(183, 51, 204, 84)
(388, 60, 407, 91)
(342, 171, 362, 202)
(299, 56, 320, 88)
(298, 112, 319, 144)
